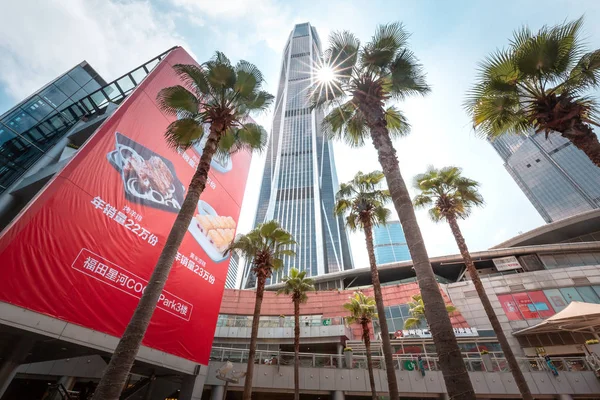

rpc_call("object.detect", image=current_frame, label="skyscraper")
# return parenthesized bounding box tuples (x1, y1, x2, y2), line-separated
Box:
(490, 132, 600, 223)
(226, 253, 239, 289)
(373, 221, 411, 265)
(242, 23, 353, 288)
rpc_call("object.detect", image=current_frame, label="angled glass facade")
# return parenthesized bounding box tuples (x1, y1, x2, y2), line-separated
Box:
(0, 63, 106, 193)
(490, 132, 600, 223)
(0, 50, 172, 196)
(373, 221, 411, 265)
(243, 23, 353, 288)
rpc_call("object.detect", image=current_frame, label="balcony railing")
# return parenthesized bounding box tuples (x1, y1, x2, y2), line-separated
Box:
(209, 346, 593, 373)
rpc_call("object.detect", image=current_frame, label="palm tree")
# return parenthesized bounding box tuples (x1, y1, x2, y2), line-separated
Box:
(334, 170, 399, 395)
(277, 268, 315, 400)
(413, 166, 533, 399)
(312, 23, 475, 399)
(344, 292, 379, 400)
(229, 220, 296, 400)
(465, 17, 600, 168)
(403, 294, 456, 329)
(92, 52, 272, 400)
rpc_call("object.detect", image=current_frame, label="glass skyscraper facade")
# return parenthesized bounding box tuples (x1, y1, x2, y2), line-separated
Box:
(242, 23, 353, 288)
(373, 221, 411, 265)
(490, 132, 600, 223)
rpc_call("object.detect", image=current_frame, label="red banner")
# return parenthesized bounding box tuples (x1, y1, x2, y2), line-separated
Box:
(0, 48, 251, 364)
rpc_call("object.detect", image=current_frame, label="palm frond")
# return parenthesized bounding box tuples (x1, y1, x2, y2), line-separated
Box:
(362, 22, 408, 69)
(163, 118, 204, 150)
(156, 86, 199, 117)
(172, 64, 212, 98)
(388, 49, 431, 99)
(384, 106, 411, 138)
(325, 31, 360, 79)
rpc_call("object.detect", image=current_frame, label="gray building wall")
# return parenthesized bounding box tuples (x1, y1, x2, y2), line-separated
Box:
(445, 264, 600, 356)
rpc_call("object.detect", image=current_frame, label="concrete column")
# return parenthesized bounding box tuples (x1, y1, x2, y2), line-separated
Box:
(179, 373, 206, 400)
(0, 336, 35, 398)
(332, 390, 345, 400)
(337, 343, 344, 368)
(557, 395, 574, 400)
(210, 385, 225, 400)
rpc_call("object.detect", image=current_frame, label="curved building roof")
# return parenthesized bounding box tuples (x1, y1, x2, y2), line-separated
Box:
(491, 209, 600, 249)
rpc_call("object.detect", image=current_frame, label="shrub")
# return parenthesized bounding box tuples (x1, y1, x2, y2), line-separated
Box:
(344, 347, 353, 352)
(586, 339, 599, 345)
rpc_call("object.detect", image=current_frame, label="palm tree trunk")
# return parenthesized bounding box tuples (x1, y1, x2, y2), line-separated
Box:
(243, 272, 266, 400)
(564, 123, 600, 167)
(363, 219, 399, 398)
(362, 321, 378, 400)
(92, 128, 221, 400)
(293, 298, 300, 400)
(360, 100, 475, 400)
(446, 214, 533, 400)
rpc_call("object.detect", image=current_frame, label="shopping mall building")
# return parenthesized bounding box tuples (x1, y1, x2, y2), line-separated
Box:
(1, 47, 600, 399)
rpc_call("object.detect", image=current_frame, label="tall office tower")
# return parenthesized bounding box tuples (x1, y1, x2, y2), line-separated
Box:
(242, 23, 353, 288)
(373, 221, 411, 265)
(490, 133, 600, 223)
(226, 253, 239, 289)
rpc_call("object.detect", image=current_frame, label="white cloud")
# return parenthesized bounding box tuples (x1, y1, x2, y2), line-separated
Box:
(0, 0, 192, 103)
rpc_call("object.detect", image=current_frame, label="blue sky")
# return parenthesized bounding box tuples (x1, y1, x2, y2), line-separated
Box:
(2, 0, 599, 270)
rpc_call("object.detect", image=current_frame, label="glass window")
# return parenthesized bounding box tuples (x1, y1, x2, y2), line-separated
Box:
(117, 76, 135, 94)
(390, 307, 401, 318)
(90, 91, 109, 109)
(130, 67, 147, 85)
(41, 85, 68, 108)
(22, 96, 54, 121)
(55, 75, 80, 97)
(559, 287, 584, 303)
(103, 83, 122, 101)
(144, 59, 159, 71)
(70, 88, 89, 103)
(83, 79, 101, 95)
(576, 286, 600, 303)
(68, 66, 92, 86)
(592, 286, 600, 299)
(399, 304, 409, 317)
(544, 289, 568, 312)
(384, 307, 392, 319)
(528, 291, 555, 317)
(3, 108, 38, 134)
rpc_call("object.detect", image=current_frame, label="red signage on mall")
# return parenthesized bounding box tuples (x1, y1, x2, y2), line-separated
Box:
(0, 48, 251, 364)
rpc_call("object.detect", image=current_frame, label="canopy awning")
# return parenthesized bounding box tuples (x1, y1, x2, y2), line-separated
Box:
(514, 301, 600, 336)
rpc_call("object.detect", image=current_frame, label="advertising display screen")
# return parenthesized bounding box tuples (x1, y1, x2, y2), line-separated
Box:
(0, 48, 251, 364)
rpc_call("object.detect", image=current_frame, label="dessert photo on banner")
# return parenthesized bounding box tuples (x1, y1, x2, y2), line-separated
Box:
(187, 200, 236, 263)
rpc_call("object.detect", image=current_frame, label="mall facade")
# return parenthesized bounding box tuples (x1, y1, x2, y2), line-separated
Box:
(1, 46, 600, 399)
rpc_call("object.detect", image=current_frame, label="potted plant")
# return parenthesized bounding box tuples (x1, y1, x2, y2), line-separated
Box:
(586, 339, 600, 355)
(344, 347, 353, 369)
(480, 349, 493, 372)
(279, 314, 285, 327)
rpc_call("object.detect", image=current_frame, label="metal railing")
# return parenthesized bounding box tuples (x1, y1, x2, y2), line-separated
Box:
(216, 315, 347, 329)
(209, 347, 592, 373)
